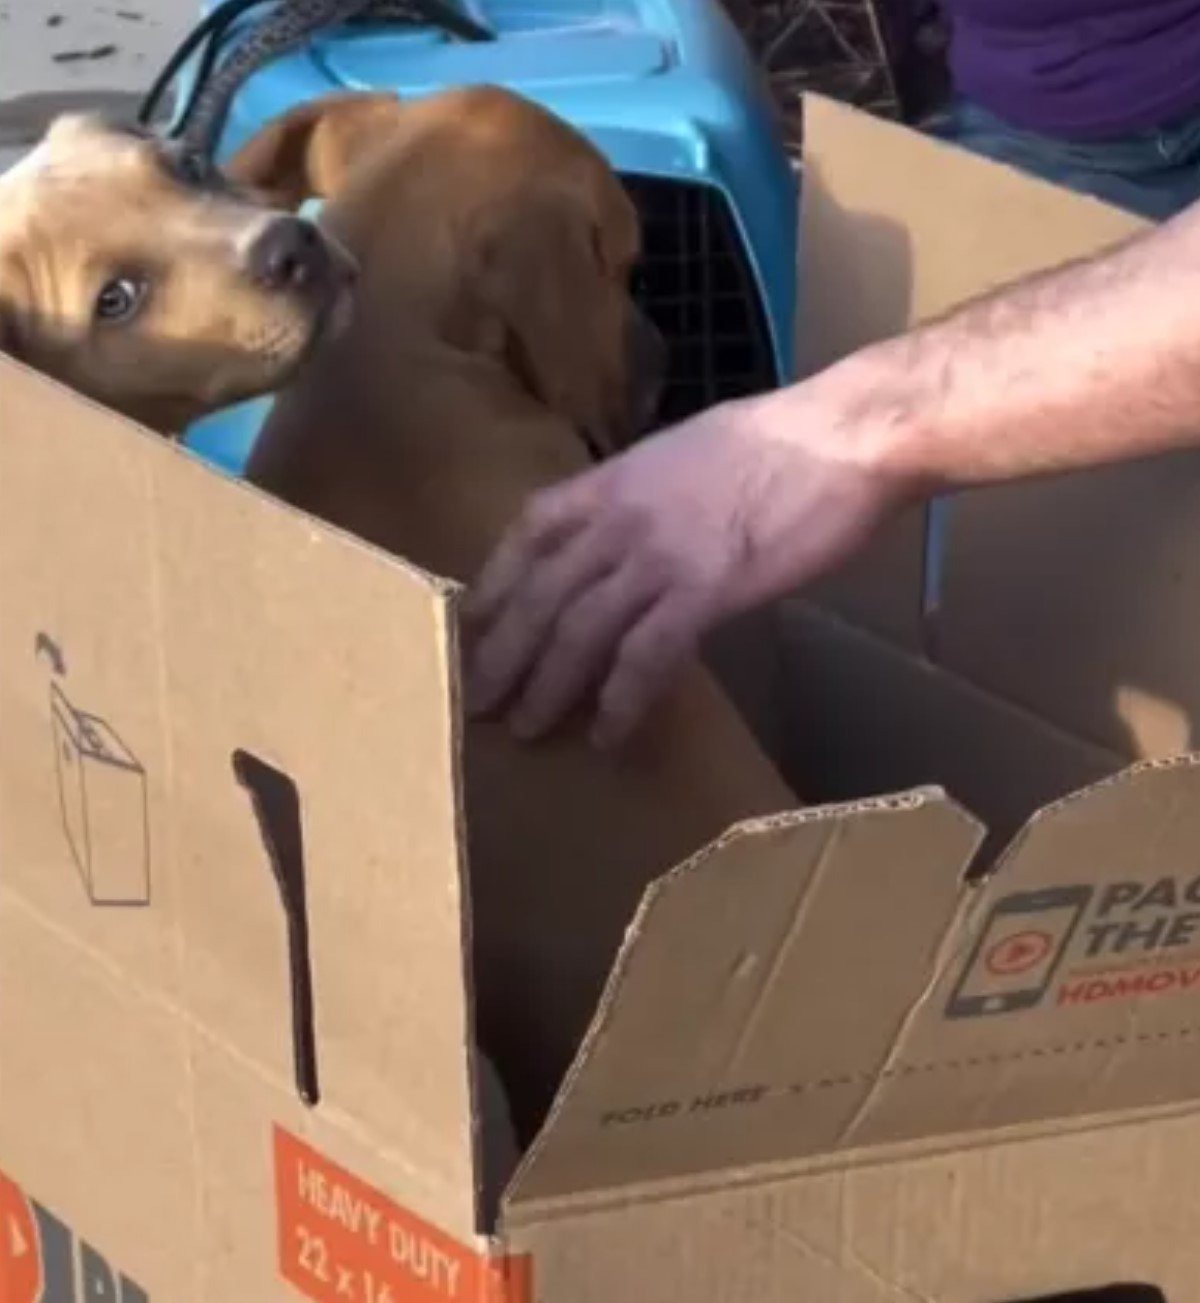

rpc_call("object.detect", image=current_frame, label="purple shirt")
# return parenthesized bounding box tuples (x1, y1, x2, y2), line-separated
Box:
(945, 0, 1200, 138)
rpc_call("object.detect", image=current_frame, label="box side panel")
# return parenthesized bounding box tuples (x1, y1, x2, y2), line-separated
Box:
(941, 452, 1200, 761)
(795, 94, 1145, 659)
(800, 98, 1192, 765)
(701, 605, 794, 772)
(0, 898, 508, 1301)
(0, 360, 484, 1255)
(190, 1048, 526, 1303)
(0, 899, 198, 1300)
(796, 95, 928, 650)
(0, 364, 182, 991)
(0, 370, 200, 1295)
(506, 1115, 1198, 1301)
(798, 96, 1146, 349)
(774, 600, 1123, 849)
(798, 94, 1183, 773)
(148, 412, 481, 1238)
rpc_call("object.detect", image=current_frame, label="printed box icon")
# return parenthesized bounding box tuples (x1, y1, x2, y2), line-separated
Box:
(944, 885, 1093, 1020)
(50, 684, 150, 906)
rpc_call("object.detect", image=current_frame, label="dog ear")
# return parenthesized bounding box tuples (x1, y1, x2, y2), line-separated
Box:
(224, 92, 404, 207)
(480, 191, 654, 457)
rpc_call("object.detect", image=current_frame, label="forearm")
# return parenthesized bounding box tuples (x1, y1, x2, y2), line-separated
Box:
(808, 199, 1200, 495)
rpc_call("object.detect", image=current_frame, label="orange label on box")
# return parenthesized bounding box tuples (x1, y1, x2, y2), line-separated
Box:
(0, 1171, 40, 1303)
(274, 1128, 532, 1303)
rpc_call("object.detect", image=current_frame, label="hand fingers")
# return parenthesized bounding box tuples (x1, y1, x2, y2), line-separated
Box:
(591, 594, 706, 750)
(508, 561, 662, 740)
(462, 477, 600, 630)
(465, 522, 623, 717)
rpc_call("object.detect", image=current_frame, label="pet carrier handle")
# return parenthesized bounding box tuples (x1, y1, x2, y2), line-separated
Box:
(138, 0, 494, 157)
(382, 0, 493, 41)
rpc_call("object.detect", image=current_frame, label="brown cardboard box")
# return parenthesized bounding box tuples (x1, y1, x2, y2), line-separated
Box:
(2, 93, 1198, 1301)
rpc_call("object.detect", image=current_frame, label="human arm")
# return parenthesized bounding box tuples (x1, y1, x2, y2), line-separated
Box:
(464, 198, 1200, 747)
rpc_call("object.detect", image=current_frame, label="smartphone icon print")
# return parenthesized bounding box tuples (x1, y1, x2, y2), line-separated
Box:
(945, 885, 1093, 1019)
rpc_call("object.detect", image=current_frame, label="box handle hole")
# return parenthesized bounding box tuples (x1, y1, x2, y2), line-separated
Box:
(233, 749, 319, 1106)
(1004, 1288, 1165, 1302)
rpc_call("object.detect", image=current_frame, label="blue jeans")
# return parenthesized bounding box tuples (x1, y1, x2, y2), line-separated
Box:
(922, 97, 1200, 221)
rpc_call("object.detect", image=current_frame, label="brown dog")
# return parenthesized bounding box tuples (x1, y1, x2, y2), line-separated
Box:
(225, 89, 796, 1139)
(0, 89, 795, 1148)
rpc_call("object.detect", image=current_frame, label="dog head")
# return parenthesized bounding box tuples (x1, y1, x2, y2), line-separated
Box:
(225, 89, 667, 454)
(0, 112, 356, 431)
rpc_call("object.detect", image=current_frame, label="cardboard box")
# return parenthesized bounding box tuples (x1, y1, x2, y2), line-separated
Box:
(3, 92, 1199, 1301)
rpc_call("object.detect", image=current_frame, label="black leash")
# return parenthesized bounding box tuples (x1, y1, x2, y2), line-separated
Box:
(138, 0, 493, 160)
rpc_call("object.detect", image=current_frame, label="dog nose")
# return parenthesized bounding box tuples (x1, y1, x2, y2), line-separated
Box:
(245, 217, 327, 291)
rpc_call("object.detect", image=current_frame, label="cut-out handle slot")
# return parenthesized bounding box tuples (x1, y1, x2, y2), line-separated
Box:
(233, 749, 319, 1106)
(1002, 1287, 1165, 1302)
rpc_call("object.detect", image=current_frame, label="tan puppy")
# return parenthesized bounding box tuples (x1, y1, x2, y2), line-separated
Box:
(0, 112, 355, 430)
(0, 90, 795, 1146)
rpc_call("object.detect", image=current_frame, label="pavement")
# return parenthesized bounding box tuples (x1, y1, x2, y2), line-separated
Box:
(0, 0, 197, 168)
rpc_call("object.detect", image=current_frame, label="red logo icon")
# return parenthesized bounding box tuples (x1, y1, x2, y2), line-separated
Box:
(0, 1169, 41, 1303)
(985, 929, 1054, 977)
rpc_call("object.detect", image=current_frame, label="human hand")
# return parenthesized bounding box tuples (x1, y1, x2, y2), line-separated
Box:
(462, 379, 906, 748)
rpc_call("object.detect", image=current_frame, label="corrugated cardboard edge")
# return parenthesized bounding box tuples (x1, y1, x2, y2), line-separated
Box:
(503, 789, 985, 1207)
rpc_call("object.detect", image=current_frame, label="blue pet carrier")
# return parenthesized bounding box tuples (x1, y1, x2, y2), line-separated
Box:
(173, 0, 798, 475)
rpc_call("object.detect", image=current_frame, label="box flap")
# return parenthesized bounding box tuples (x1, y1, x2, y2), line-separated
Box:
(852, 753, 1200, 1151)
(796, 93, 1200, 801)
(0, 357, 484, 1240)
(508, 790, 984, 1204)
(795, 94, 930, 651)
(797, 90, 1179, 766)
(508, 722, 1200, 1206)
(798, 94, 1144, 349)
(795, 94, 1144, 655)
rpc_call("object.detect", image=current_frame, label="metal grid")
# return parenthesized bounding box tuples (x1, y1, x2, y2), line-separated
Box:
(623, 174, 780, 426)
(725, 0, 903, 153)
(615, 1, 914, 426)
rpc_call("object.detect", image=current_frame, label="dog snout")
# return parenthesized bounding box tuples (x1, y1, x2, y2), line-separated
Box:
(244, 217, 328, 292)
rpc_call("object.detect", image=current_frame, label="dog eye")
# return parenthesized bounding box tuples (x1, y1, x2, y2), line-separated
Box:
(94, 276, 148, 325)
(174, 149, 209, 185)
(161, 144, 211, 187)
